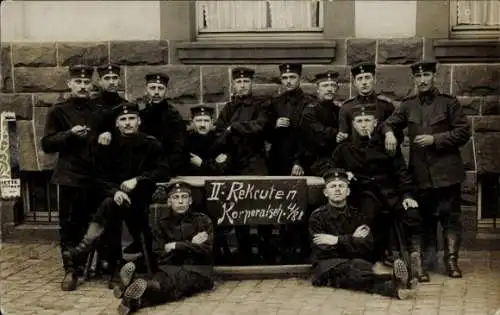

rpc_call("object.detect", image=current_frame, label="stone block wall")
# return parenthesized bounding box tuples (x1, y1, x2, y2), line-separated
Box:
(0, 38, 499, 217)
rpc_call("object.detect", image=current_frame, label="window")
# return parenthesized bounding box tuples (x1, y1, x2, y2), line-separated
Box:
(450, 0, 500, 38)
(196, 0, 323, 38)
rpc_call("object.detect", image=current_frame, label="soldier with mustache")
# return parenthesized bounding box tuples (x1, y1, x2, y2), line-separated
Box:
(185, 105, 230, 176)
(41, 65, 100, 291)
(385, 61, 471, 280)
(64, 102, 168, 286)
(117, 73, 187, 257)
(302, 70, 341, 176)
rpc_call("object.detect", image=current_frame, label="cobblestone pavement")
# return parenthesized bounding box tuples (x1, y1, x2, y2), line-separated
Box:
(1, 243, 500, 315)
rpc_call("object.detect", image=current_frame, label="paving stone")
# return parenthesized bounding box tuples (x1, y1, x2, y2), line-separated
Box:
(1, 244, 500, 315)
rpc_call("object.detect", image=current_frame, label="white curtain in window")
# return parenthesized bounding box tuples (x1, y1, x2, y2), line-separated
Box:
(268, 0, 313, 29)
(457, 0, 500, 26)
(201, 1, 267, 30)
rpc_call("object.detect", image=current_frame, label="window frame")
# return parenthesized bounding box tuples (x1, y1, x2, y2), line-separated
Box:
(449, 0, 500, 39)
(194, 0, 325, 41)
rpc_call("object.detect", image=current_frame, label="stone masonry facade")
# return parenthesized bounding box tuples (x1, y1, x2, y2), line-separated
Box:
(0, 38, 499, 240)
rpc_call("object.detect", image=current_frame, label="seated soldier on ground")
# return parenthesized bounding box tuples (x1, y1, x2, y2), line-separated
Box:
(185, 105, 230, 176)
(64, 102, 169, 287)
(309, 169, 416, 299)
(113, 181, 215, 315)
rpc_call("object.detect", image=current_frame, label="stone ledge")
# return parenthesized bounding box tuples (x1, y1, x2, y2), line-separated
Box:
(177, 41, 337, 64)
(434, 39, 500, 63)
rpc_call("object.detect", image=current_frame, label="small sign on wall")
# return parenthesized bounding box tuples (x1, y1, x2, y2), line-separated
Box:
(0, 178, 21, 198)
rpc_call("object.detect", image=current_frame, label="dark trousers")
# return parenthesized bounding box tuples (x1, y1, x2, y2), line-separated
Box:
(417, 184, 462, 260)
(58, 185, 97, 274)
(319, 259, 394, 297)
(92, 181, 157, 270)
(141, 267, 213, 308)
(356, 191, 423, 262)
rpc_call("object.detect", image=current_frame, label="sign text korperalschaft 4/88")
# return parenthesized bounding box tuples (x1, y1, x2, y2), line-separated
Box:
(205, 179, 308, 226)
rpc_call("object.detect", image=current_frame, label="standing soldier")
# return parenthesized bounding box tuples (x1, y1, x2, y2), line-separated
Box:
(41, 65, 98, 291)
(186, 105, 229, 176)
(138, 73, 187, 177)
(385, 61, 471, 279)
(214, 66, 270, 263)
(267, 63, 315, 262)
(215, 67, 269, 175)
(337, 62, 400, 155)
(121, 73, 186, 256)
(302, 71, 341, 175)
(93, 64, 126, 143)
(267, 63, 314, 176)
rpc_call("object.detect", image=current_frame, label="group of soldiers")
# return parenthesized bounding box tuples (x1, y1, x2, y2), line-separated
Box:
(41, 59, 470, 314)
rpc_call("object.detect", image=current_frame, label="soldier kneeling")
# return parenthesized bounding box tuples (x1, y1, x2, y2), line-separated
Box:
(114, 181, 215, 315)
(309, 169, 416, 299)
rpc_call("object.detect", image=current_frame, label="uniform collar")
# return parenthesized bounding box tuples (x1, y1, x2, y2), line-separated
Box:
(356, 92, 376, 103)
(71, 97, 89, 110)
(418, 87, 438, 105)
(283, 87, 304, 98)
(232, 94, 254, 106)
(327, 203, 350, 218)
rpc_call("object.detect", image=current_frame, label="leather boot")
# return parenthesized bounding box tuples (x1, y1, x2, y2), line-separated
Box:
(64, 222, 104, 261)
(444, 231, 462, 278)
(410, 236, 429, 283)
(61, 271, 78, 291)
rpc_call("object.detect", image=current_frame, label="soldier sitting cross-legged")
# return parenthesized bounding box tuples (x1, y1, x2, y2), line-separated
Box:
(114, 181, 215, 315)
(309, 169, 416, 299)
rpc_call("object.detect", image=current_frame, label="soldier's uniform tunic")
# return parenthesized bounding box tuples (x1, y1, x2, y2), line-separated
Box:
(301, 99, 340, 175)
(185, 130, 229, 176)
(267, 88, 315, 175)
(215, 94, 269, 175)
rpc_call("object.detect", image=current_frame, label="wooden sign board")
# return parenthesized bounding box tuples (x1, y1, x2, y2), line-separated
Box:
(205, 179, 308, 226)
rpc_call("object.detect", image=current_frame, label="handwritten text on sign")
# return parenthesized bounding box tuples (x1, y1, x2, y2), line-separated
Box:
(206, 179, 307, 226)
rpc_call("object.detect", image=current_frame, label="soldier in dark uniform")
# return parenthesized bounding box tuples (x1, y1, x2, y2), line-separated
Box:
(267, 63, 315, 176)
(138, 73, 187, 177)
(323, 105, 424, 281)
(215, 67, 271, 263)
(186, 105, 229, 176)
(64, 102, 169, 281)
(114, 181, 214, 315)
(266, 63, 315, 263)
(309, 169, 414, 299)
(337, 62, 400, 155)
(41, 64, 99, 291)
(215, 67, 269, 175)
(93, 64, 126, 144)
(385, 61, 471, 279)
(302, 70, 341, 175)
(122, 73, 186, 255)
